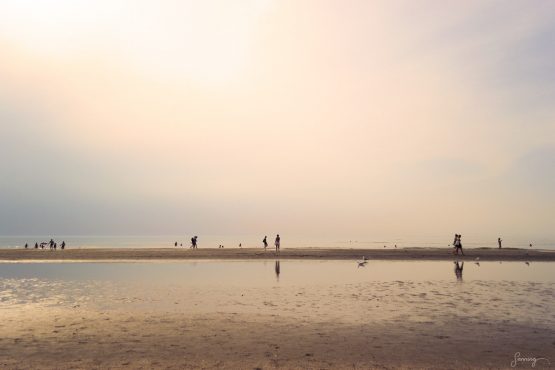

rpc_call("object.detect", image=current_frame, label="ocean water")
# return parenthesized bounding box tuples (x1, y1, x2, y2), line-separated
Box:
(0, 235, 553, 250)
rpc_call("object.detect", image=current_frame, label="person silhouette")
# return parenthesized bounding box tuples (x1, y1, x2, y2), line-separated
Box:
(174, 241, 178, 247)
(61, 241, 65, 250)
(24, 243, 28, 249)
(34, 242, 38, 249)
(498, 237, 502, 249)
(263, 236, 268, 250)
(275, 234, 280, 253)
(453, 234, 464, 256)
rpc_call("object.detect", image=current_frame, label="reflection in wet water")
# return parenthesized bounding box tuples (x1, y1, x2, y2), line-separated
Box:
(0, 260, 553, 328)
(275, 260, 280, 282)
(454, 261, 464, 281)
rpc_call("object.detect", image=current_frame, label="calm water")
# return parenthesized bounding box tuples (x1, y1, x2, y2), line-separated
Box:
(0, 260, 554, 284)
(1, 260, 554, 327)
(1, 235, 553, 249)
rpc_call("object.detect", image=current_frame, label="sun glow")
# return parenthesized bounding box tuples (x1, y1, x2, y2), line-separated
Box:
(0, 0, 273, 86)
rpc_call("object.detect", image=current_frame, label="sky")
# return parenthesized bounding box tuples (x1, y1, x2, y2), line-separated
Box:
(0, 0, 554, 240)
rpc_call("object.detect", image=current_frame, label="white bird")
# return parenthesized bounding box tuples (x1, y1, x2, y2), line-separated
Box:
(475, 257, 480, 261)
(357, 260, 368, 268)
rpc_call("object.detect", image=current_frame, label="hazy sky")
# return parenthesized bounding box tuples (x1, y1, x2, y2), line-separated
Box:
(1, 0, 554, 239)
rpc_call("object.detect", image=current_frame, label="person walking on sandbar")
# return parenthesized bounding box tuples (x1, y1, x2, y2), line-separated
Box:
(498, 237, 502, 249)
(275, 234, 280, 253)
(263, 236, 268, 250)
(453, 234, 464, 256)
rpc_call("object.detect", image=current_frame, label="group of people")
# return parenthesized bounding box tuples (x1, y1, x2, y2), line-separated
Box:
(172, 234, 282, 252)
(263, 235, 281, 252)
(24, 239, 66, 250)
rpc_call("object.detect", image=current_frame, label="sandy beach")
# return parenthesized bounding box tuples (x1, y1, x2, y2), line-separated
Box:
(2, 308, 554, 369)
(1, 247, 554, 262)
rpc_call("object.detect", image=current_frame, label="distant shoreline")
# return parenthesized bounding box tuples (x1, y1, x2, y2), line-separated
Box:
(0, 247, 553, 262)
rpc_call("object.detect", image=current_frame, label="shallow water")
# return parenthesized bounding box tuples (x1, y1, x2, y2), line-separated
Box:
(0, 260, 554, 284)
(1, 260, 554, 328)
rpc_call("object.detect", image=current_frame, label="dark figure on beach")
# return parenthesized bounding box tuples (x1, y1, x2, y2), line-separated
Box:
(61, 241, 65, 250)
(498, 238, 502, 249)
(49, 239, 54, 250)
(275, 234, 280, 253)
(275, 260, 280, 281)
(454, 261, 464, 281)
(263, 236, 268, 250)
(239, 243, 242, 248)
(529, 243, 533, 248)
(34, 242, 38, 249)
(191, 236, 198, 249)
(24, 243, 28, 249)
(453, 234, 464, 256)
(54, 243, 57, 250)
(174, 241, 178, 247)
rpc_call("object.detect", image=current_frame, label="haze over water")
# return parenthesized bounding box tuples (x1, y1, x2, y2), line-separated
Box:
(1, 235, 553, 250)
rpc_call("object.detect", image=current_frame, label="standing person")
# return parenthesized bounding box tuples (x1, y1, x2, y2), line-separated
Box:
(454, 234, 464, 256)
(174, 241, 178, 247)
(452, 234, 458, 254)
(34, 242, 38, 249)
(498, 237, 502, 249)
(61, 241, 65, 250)
(263, 236, 268, 250)
(275, 234, 281, 253)
(193, 236, 198, 249)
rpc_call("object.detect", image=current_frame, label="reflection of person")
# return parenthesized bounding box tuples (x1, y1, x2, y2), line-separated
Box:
(454, 261, 464, 281)
(275, 260, 280, 281)
(498, 238, 502, 249)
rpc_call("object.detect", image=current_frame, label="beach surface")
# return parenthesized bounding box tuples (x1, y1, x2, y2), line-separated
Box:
(0, 247, 554, 261)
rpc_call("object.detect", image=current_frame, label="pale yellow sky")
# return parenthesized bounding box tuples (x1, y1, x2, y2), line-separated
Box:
(0, 0, 554, 239)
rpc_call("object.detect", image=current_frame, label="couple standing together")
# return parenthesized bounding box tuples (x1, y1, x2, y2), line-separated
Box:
(262, 234, 280, 252)
(453, 234, 464, 255)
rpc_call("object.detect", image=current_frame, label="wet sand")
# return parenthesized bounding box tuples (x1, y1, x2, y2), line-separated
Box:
(0, 247, 553, 261)
(2, 309, 554, 369)
(2, 274, 554, 370)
